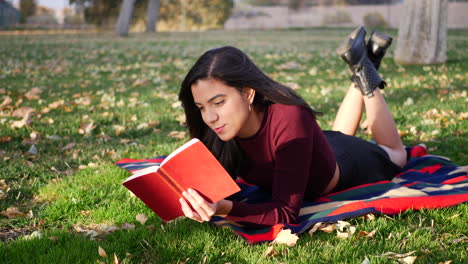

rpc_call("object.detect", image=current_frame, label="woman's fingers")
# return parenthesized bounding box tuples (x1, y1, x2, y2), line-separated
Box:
(182, 189, 215, 222)
(179, 198, 203, 222)
(188, 189, 216, 216)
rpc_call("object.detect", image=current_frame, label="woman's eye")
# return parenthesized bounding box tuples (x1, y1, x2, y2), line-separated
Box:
(196, 106, 204, 111)
(214, 100, 225, 106)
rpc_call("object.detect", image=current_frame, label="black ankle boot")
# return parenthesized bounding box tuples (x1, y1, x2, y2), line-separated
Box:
(336, 26, 385, 98)
(367, 31, 393, 71)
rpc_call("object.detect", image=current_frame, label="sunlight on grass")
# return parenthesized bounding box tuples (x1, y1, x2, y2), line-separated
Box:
(0, 29, 467, 263)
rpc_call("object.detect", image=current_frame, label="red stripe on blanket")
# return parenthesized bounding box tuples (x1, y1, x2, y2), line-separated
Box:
(328, 194, 468, 216)
(442, 176, 468, 184)
(235, 224, 284, 244)
(418, 164, 443, 174)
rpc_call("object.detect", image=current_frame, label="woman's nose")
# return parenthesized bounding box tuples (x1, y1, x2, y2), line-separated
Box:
(204, 109, 219, 124)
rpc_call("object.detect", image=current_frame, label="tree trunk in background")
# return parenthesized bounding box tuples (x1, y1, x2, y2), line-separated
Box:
(146, 0, 160, 33)
(115, 0, 136, 36)
(180, 0, 187, 31)
(394, 0, 448, 65)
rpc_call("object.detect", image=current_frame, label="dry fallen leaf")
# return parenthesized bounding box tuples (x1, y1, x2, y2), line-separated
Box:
(272, 229, 299, 247)
(121, 223, 135, 230)
(11, 107, 35, 128)
(26, 145, 38, 155)
(79, 121, 96, 135)
(318, 223, 337, 233)
(113, 125, 126, 136)
(381, 250, 417, 259)
(113, 253, 119, 264)
(1, 207, 27, 219)
(360, 257, 371, 264)
(438, 261, 452, 264)
(62, 142, 75, 151)
(264, 246, 278, 257)
(401, 256, 418, 264)
(12, 106, 35, 118)
(0, 137, 12, 143)
(308, 222, 324, 237)
(167, 131, 186, 139)
(25, 87, 42, 100)
(0, 96, 12, 109)
(98, 246, 108, 258)
(357, 229, 377, 239)
(363, 214, 375, 221)
(136, 213, 148, 225)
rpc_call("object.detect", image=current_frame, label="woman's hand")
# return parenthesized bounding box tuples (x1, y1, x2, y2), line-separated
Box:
(180, 188, 217, 222)
(179, 188, 232, 223)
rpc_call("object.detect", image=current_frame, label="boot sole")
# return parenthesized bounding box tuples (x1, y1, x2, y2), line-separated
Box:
(336, 26, 366, 57)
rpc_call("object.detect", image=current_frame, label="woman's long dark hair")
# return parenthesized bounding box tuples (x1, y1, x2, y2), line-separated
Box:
(179, 46, 320, 177)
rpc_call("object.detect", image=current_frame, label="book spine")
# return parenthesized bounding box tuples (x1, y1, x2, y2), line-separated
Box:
(158, 167, 185, 196)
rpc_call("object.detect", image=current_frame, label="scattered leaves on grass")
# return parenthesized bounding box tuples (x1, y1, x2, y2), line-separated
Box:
(272, 229, 299, 247)
(98, 246, 108, 258)
(113, 253, 120, 264)
(48, 236, 58, 241)
(1, 207, 27, 219)
(136, 213, 148, 225)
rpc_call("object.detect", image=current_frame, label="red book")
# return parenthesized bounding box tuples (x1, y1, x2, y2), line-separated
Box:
(122, 138, 240, 222)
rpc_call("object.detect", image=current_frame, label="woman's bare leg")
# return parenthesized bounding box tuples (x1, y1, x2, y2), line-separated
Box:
(363, 89, 407, 167)
(332, 84, 364, 136)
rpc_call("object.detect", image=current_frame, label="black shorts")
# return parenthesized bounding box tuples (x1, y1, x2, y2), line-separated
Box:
(324, 130, 402, 192)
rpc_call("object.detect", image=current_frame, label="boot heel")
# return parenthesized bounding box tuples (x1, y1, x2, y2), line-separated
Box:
(367, 31, 393, 70)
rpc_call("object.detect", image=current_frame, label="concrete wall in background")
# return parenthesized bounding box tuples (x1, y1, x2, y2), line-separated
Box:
(225, 3, 468, 29)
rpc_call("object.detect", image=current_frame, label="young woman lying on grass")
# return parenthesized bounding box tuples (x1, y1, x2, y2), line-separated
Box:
(177, 26, 407, 227)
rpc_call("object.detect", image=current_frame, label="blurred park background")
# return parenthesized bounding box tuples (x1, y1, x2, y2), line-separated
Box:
(1, 0, 468, 33)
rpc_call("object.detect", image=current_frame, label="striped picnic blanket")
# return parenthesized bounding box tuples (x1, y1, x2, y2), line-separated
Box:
(116, 145, 468, 244)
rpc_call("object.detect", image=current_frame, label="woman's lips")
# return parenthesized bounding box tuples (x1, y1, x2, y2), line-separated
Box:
(213, 125, 225, 134)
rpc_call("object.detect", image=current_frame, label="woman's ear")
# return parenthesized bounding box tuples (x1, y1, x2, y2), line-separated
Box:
(242, 88, 256, 104)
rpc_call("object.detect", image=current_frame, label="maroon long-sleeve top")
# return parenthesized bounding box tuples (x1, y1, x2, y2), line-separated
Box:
(225, 104, 336, 226)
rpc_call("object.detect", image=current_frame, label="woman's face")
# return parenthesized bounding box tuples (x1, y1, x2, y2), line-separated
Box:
(191, 78, 258, 141)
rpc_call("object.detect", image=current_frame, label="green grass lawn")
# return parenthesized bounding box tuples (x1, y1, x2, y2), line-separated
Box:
(0, 28, 467, 264)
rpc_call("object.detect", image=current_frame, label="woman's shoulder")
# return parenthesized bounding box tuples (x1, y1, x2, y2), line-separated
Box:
(269, 104, 313, 120)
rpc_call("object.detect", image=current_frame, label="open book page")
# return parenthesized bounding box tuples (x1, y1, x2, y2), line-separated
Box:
(161, 138, 200, 166)
(123, 165, 160, 183)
